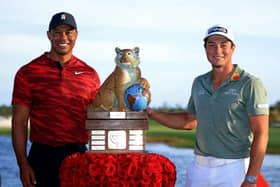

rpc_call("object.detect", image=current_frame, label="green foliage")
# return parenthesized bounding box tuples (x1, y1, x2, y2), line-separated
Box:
(1, 100, 280, 121)
(0, 105, 12, 117)
(147, 120, 196, 148)
(152, 103, 186, 112)
(267, 127, 280, 154)
(0, 128, 11, 135)
(269, 101, 280, 124)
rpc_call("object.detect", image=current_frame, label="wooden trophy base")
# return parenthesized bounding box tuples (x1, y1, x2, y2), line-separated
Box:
(86, 112, 148, 153)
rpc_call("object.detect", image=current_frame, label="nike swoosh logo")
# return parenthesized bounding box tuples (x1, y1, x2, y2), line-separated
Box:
(74, 72, 84, 75)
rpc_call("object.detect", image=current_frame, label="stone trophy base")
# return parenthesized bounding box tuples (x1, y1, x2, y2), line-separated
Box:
(86, 112, 148, 153)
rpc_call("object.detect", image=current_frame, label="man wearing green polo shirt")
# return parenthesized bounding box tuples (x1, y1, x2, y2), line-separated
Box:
(146, 24, 269, 187)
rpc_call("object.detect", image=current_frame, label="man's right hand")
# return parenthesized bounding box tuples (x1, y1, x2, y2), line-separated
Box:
(19, 162, 37, 187)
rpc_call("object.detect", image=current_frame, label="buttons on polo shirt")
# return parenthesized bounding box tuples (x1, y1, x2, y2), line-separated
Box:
(56, 62, 63, 70)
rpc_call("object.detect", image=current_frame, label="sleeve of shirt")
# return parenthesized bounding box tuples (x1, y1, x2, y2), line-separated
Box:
(186, 80, 196, 115)
(11, 67, 32, 107)
(244, 78, 269, 116)
(89, 70, 101, 103)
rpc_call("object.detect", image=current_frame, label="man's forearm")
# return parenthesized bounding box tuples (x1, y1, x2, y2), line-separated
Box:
(146, 108, 197, 130)
(12, 122, 29, 166)
(246, 133, 268, 177)
(12, 104, 31, 166)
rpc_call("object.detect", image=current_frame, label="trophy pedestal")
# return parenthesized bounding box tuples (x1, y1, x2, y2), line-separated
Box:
(86, 112, 148, 153)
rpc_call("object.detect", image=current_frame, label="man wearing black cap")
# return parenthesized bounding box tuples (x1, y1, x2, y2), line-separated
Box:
(146, 24, 269, 187)
(12, 12, 100, 187)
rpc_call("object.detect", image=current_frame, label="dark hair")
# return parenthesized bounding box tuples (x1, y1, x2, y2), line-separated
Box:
(203, 38, 235, 48)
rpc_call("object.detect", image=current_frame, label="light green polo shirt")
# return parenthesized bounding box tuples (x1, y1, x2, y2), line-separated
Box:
(186, 65, 269, 159)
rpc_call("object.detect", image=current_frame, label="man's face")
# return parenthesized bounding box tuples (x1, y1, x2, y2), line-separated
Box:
(205, 35, 235, 69)
(47, 24, 78, 56)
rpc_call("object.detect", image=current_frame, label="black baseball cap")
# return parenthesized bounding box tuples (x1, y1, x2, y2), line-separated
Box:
(48, 12, 77, 31)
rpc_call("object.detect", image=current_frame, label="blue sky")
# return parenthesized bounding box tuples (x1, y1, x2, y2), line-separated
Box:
(1, 0, 280, 107)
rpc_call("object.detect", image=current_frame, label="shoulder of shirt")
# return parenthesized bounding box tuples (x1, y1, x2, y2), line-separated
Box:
(237, 68, 266, 90)
(72, 56, 98, 73)
(240, 69, 261, 82)
(193, 71, 211, 82)
(16, 54, 46, 73)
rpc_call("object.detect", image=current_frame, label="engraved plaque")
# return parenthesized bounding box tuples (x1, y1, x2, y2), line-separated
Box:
(109, 112, 126, 119)
(86, 112, 148, 153)
(108, 130, 126, 149)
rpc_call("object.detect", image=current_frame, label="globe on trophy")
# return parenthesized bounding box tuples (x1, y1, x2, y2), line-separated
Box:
(124, 83, 151, 111)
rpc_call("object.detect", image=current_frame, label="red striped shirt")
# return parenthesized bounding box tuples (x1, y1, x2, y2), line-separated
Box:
(12, 53, 100, 146)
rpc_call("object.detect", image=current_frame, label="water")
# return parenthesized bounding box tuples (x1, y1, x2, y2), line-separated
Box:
(1, 135, 280, 187)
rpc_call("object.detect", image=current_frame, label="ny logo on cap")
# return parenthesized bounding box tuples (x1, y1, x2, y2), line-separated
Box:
(61, 14, 66, 20)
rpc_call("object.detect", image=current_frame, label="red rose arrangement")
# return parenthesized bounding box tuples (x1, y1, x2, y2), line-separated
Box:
(59, 152, 176, 186)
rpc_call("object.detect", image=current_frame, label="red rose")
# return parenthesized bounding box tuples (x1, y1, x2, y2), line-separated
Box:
(60, 152, 176, 186)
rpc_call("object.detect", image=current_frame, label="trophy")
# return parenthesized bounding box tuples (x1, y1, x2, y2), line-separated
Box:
(86, 47, 151, 153)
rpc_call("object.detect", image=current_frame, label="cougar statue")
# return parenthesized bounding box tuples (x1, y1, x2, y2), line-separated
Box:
(88, 47, 150, 112)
